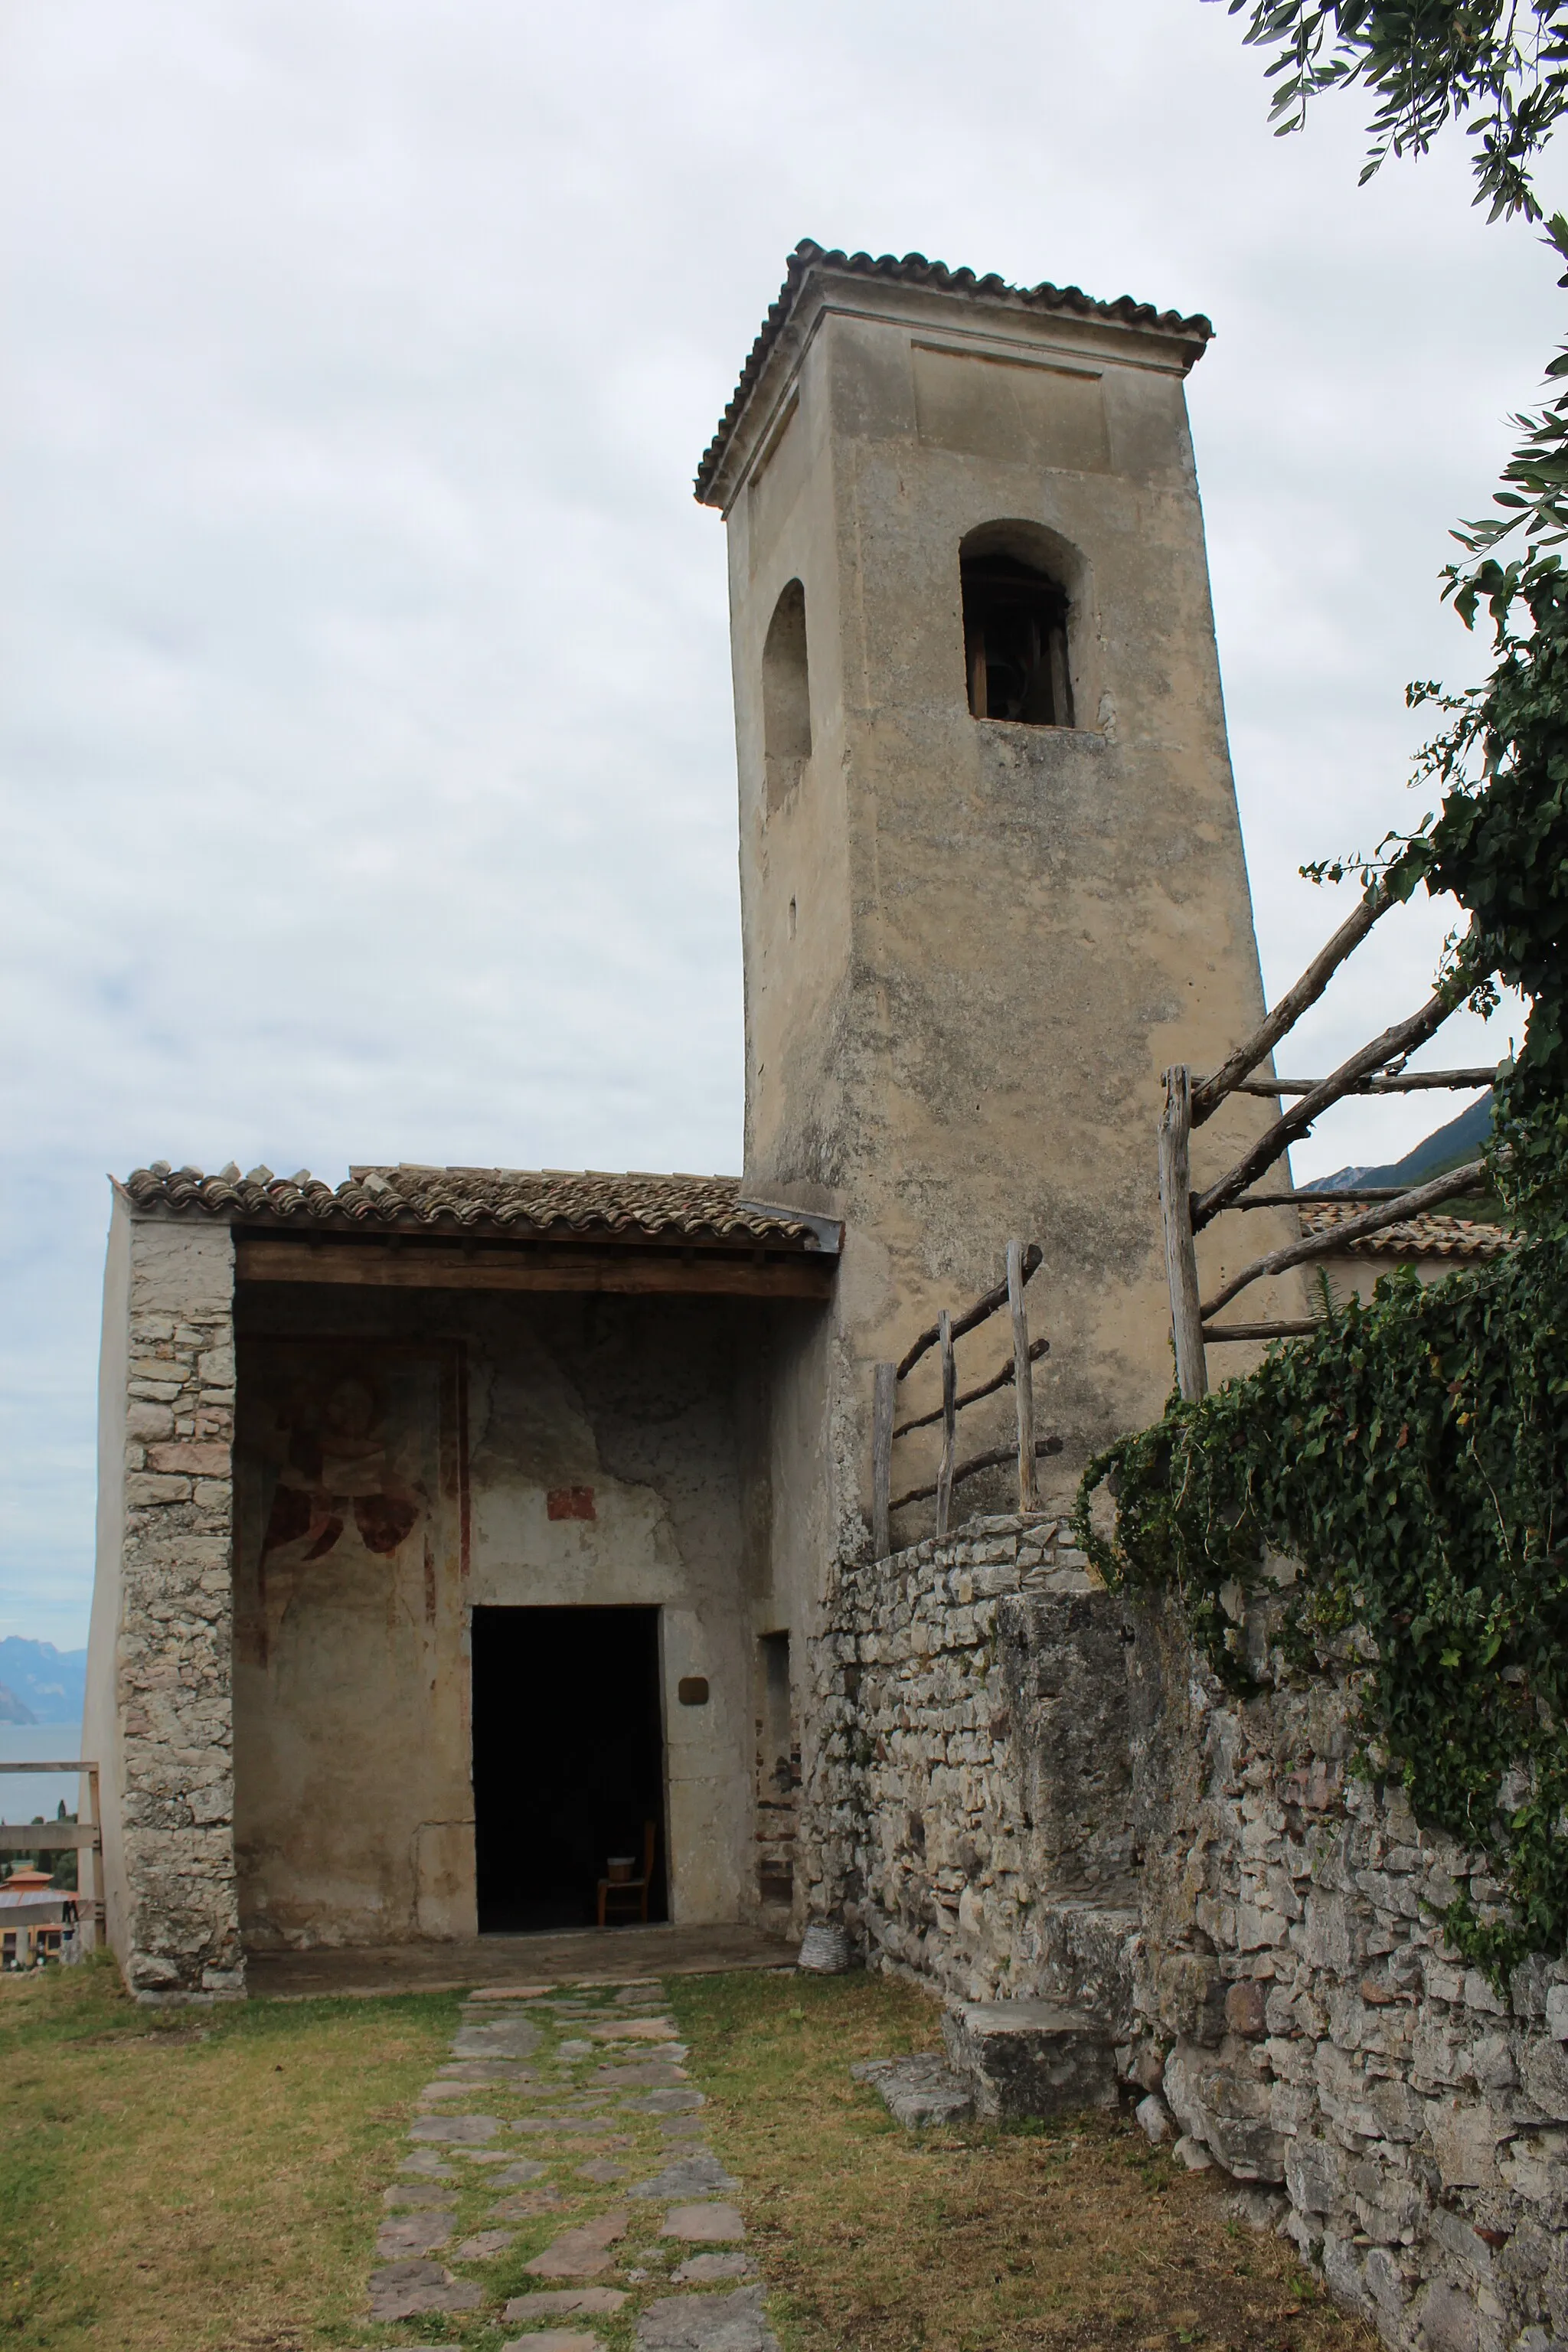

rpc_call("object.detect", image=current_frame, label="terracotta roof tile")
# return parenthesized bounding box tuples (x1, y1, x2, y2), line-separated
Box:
(1300, 1206, 1512, 1263)
(119, 1162, 838, 1250)
(694, 239, 1215, 504)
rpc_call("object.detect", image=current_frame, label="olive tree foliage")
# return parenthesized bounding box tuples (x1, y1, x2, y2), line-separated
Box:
(1227, 2, 1568, 222)
(1214, 5, 1568, 1223)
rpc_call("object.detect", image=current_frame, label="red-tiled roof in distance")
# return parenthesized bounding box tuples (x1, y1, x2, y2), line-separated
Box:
(118, 1163, 838, 1251)
(1300, 1206, 1511, 1263)
(694, 239, 1216, 504)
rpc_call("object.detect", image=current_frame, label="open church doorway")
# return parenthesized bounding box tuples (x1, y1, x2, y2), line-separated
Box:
(471, 1604, 668, 1934)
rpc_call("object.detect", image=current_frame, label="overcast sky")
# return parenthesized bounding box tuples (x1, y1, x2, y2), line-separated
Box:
(2, 2, 1557, 1648)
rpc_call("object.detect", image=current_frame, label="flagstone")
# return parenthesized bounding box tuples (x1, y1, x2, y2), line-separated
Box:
(364, 2259, 484, 2321)
(451, 2020, 540, 2060)
(502, 2285, 629, 2321)
(490, 2186, 567, 2217)
(452, 2228, 515, 2260)
(501, 2332, 600, 2352)
(409, 2112, 500, 2143)
(662, 2204, 745, 2242)
(376, 2213, 455, 2258)
(524, 2207, 630, 2279)
(635, 2286, 779, 2349)
(629, 2154, 740, 2200)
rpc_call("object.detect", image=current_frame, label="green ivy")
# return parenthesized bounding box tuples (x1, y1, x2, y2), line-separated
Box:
(1075, 1236, 1568, 1973)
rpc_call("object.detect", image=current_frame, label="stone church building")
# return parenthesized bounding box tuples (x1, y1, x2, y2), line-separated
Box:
(84, 240, 1296, 2001)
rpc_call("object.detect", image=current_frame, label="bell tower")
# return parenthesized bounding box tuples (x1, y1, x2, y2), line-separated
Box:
(697, 241, 1285, 1580)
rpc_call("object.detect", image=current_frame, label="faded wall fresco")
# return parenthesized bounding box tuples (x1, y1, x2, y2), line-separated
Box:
(231, 1289, 789, 1949)
(234, 1338, 471, 1949)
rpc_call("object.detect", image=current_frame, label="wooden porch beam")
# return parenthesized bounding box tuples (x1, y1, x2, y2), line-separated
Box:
(235, 1238, 835, 1300)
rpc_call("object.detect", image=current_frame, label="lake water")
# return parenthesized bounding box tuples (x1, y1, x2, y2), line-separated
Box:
(0, 1721, 90, 1825)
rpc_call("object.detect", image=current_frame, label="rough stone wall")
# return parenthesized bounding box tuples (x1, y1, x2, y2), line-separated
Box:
(101, 1216, 244, 1999)
(1131, 1598, 1568, 2352)
(806, 1515, 1568, 2352)
(803, 1512, 1138, 2014)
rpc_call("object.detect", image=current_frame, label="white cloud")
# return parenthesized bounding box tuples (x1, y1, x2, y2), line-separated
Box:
(0, 0, 1553, 1641)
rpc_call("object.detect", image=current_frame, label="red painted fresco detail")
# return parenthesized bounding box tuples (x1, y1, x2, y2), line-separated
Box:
(547, 1486, 596, 1521)
(354, 1493, 419, 1557)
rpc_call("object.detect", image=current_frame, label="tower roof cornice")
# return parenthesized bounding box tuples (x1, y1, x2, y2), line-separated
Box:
(694, 238, 1214, 508)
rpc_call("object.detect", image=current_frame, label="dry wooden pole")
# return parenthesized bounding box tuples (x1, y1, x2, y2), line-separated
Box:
(871, 1361, 896, 1560)
(1225, 1067, 1498, 1099)
(1192, 989, 1457, 1232)
(1190, 883, 1393, 1125)
(890, 1434, 1065, 1514)
(86, 1764, 101, 1941)
(936, 1310, 956, 1537)
(893, 1335, 1048, 1438)
(1202, 1319, 1325, 1343)
(1007, 1237, 1039, 1511)
(896, 1243, 1042, 1379)
(1158, 1067, 1208, 1403)
(1199, 1157, 1489, 1322)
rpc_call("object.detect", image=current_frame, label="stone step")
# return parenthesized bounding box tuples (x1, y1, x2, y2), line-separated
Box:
(1031, 1898, 1140, 2043)
(851, 2052, 973, 2130)
(941, 1999, 1119, 2121)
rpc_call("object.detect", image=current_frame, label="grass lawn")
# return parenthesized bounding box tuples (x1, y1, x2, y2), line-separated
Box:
(0, 1955, 455, 2350)
(665, 1968, 1379, 2352)
(0, 1957, 1377, 2352)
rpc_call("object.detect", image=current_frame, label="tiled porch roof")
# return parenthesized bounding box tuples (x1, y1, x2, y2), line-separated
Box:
(119, 1162, 839, 1250)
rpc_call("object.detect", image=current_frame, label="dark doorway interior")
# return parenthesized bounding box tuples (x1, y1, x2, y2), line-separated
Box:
(472, 1604, 668, 1934)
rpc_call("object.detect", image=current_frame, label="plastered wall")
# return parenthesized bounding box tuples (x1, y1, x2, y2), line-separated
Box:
(231, 1283, 782, 1949)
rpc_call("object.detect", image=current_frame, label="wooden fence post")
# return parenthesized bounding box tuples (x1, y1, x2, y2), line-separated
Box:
(1158, 1065, 1208, 1403)
(1006, 1238, 1038, 1511)
(871, 1361, 896, 1559)
(936, 1310, 956, 1537)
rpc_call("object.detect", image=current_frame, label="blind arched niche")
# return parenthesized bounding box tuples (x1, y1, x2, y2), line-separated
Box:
(762, 577, 812, 812)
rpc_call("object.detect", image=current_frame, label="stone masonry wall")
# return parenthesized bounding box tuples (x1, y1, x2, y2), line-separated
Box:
(113, 1216, 244, 1998)
(804, 1515, 1568, 2352)
(1132, 1596, 1568, 2352)
(802, 1513, 1138, 2020)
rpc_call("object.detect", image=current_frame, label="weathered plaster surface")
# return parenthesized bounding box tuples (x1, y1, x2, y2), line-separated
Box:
(231, 1285, 785, 1949)
(84, 1202, 243, 1999)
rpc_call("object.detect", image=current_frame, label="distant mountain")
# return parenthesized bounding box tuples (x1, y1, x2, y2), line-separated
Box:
(0, 1684, 36, 1726)
(1318, 1093, 1494, 1194)
(0, 1641, 87, 1726)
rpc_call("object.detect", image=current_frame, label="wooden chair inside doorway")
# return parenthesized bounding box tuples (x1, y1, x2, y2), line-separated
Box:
(597, 1819, 657, 1928)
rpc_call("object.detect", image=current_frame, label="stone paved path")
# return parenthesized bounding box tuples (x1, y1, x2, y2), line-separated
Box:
(359, 1970, 781, 2350)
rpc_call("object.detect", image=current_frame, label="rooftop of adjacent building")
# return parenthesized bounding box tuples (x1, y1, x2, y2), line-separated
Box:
(1298, 1204, 1512, 1263)
(694, 237, 1217, 505)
